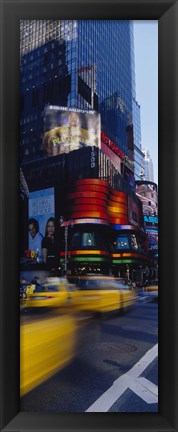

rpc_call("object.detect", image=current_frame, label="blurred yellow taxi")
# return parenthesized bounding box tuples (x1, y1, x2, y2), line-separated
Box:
(68, 275, 136, 314)
(20, 275, 136, 315)
(20, 312, 78, 396)
(146, 281, 158, 292)
(145, 280, 158, 300)
(22, 277, 73, 309)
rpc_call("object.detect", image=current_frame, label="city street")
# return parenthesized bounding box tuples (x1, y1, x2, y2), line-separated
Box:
(21, 298, 158, 413)
(19, 20, 158, 415)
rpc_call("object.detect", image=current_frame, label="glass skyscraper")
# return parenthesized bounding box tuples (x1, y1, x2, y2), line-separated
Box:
(142, 149, 154, 182)
(132, 98, 145, 180)
(20, 20, 151, 282)
(20, 19, 141, 170)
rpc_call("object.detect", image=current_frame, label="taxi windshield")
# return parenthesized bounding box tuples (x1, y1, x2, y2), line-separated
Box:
(39, 285, 60, 292)
(78, 277, 132, 290)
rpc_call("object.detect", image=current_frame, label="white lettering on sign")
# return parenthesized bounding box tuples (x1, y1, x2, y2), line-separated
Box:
(144, 215, 158, 224)
(91, 147, 96, 168)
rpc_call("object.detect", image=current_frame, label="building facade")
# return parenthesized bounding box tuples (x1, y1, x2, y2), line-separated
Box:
(20, 20, 141, 166)
(142, 148, 154, 182)
(21, 144, 149, 278)
(20, 21, 151, 281)
(136, 180, 158, 279)
(132, 98, 145, 180)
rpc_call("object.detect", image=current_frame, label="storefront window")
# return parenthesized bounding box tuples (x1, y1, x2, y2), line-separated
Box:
(82, 232, 96, 247)
(70, 232, 96, 249)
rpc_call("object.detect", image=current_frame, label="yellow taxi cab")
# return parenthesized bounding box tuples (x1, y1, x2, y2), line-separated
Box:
(68, 275, 136, 314)
(146, 280, 158, 291)
(23, 277, 71, 309)
(145, 280, 158, 300)
(20, 289, 99, 396)
(20, 311, 79, 396)
(20, 275, 136, 315)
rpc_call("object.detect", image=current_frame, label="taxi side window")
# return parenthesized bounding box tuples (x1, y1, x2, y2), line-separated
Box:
(85, 280, 104, 290)
(34, 284, 43, 292)
(45, 285, 60, 292)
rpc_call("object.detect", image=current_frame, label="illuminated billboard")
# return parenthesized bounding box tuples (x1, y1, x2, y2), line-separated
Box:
(128, 196, 142, 228)
(28, 188, 55, 262)
(144, 215, 158, 226)
(147, 230, 158, 253)
(43, 106, 101, 156)
(101, 130, 124, 174)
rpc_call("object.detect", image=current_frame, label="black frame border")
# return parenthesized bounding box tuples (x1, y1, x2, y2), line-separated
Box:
(0, 1, 178, 431)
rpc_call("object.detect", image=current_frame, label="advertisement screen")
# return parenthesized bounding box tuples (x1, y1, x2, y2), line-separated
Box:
(28, 188, 55, 262)
(124, 166, 135, 190)
(101, 141, 122, 173)
(128, 196, 141, 227)
(147, 230, 158, 254)
(43, 106, 101, 156)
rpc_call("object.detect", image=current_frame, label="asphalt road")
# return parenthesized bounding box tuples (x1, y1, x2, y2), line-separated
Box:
(21, 298, 158, 413)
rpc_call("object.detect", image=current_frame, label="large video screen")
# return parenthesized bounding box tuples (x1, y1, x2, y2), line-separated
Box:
(43, 106, 101, 156)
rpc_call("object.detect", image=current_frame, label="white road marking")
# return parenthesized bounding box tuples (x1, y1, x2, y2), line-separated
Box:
(86, 343, 158, 412)
(129, 378, 158, 404)
(136, 377, 158, 396)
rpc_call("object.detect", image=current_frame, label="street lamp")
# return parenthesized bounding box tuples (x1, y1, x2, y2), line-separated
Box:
(59, 216, 73, 277)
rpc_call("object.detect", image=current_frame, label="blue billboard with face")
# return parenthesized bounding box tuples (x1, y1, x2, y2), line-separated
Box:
(28, 188, 55, 262)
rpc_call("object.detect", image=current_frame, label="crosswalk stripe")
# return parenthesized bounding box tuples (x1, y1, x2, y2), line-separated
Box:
(86, 344, 158, 412)
(129, 378, 158, 404)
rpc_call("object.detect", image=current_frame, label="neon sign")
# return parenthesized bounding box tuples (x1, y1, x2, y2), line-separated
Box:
(144, 215, 158, 225)
(101, 130, 125, 160)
